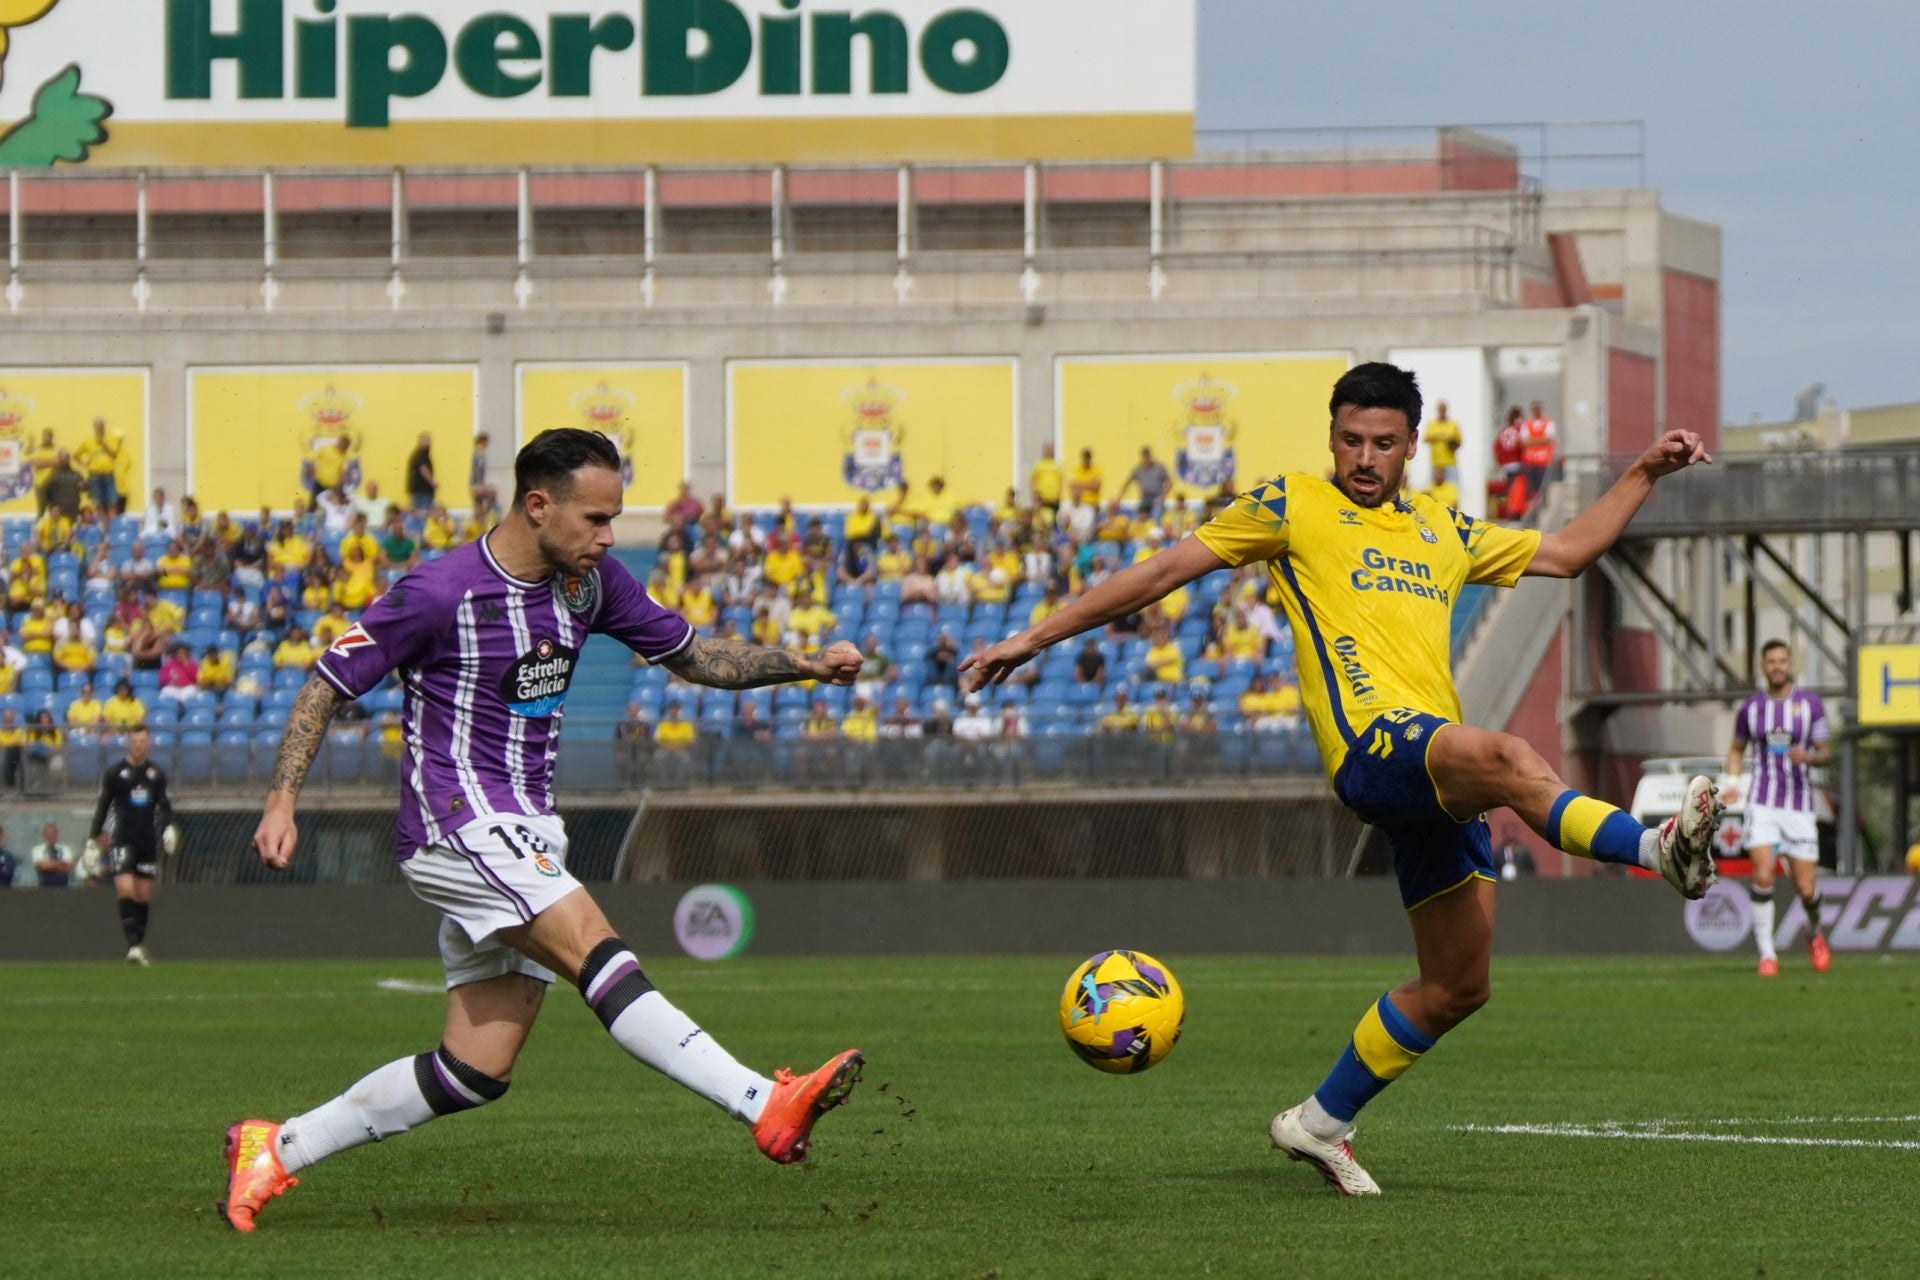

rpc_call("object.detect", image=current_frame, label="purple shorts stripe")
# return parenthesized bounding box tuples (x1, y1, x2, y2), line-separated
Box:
(589, 957, 642, 1009)
(447, 830, 535, 922)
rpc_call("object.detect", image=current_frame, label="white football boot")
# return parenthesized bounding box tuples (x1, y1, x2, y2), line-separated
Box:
(1656, 775, 1722, 900)
(1270, 1105, 1381, 1196)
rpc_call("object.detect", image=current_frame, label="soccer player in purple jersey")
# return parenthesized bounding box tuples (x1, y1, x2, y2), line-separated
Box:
(1723, 639, 1832, 977)
(220, 430, 866, 1233)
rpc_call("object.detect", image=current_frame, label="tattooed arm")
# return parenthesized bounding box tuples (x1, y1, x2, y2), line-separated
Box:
(251, 674, 348, 869)
(663, 636, 864, 691)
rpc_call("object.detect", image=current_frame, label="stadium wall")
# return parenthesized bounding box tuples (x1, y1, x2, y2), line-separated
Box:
(0, 879, 1712, 960)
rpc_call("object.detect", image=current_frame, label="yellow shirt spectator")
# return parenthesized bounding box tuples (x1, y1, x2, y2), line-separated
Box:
(844, 508, 880, 544)
(1029, 597, 1063, 627)
(301, 581, 334, 612)
(788, 602, 838, 642)
(1031, 457, 1063, 505)
(843, 706, 878, 742)
(681, 585, 717, 628)
(310, 443, 348, 490)
(341, 532, 381, 566)
(763, 547, 804, 593)
(34, 511, 73, 551)
(1223, 619, 1264, 660)
(970, 570, 1010, 606)
(335, 562, 378, 611)
(989, 547, 1021, 581)
(66, 696, 104, 729)
(7, 553, 46, 606)
(18, 612, 54, 653)
(148, 598, 186, 633)
(1161, 583, 1190, 623)
(1072, 464, 1103, 504)
(1100, 705, 1140, 734)
(75, 432, 122, 477)
(0, 715, 19, 744)
(275, 636, 319, 669)
(156, 552, 194, 591)
(1142, 703, 1177, 741)
(923, 493, 957, 527)
(313, 613, 353, 646)
(53, 637, 95, 673)
(1146, 639, 1185, 685)
(1425, 416, 1463, 469)
(655, 718, 698, 749)
(1240, 683, 1303, 722)
(198, 651, 235, 691)
(876, 546, 912, 580)
(270, 535, 312, 574)
(0, 665, 15, 695)
(423, 515, 458, 551)
(104, 693, 146, 730)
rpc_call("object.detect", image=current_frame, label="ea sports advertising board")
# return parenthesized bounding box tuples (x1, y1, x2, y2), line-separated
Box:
(0, 0, 1195, 168)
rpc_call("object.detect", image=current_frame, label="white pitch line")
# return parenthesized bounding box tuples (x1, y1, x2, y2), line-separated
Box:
(1454, 1122, 1920, 1151)
(374, 978, 444, 995)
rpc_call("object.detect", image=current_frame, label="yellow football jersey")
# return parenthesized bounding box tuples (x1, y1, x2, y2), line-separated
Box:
(1194, 473, 1539, 781)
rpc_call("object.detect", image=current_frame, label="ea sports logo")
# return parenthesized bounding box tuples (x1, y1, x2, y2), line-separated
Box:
(1684, 881, 1753, 951)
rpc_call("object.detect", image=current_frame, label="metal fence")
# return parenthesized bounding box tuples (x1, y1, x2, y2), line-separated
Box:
(1568, 449, 1920, 537)
(2, 720, 1325, 801)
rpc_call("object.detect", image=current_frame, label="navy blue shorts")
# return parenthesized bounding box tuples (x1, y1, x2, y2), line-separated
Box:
(1333, 708, 1496, 910)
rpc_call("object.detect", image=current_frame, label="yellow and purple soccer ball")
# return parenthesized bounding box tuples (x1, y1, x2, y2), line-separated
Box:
(1058, 950, 1185, 1074)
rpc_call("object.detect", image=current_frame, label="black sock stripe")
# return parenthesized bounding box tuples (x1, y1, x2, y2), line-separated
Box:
(436, 1045, 510, 1102)
(593, 970, 657, 1030)
(577, 937, 629, 996)
(414, 1052, 472, 1116)
(1749, 886, 1772, 903)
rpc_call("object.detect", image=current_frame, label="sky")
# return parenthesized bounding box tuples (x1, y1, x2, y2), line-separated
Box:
(1196, 0, 1920, 423)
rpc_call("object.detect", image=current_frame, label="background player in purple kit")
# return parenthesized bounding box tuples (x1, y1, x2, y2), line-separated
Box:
(221, 430, 866, 1233)
(1723, 639, 1833, 977)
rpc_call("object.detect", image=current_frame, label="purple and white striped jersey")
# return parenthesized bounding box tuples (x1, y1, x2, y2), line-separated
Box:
(314, 536, 693, 859)
(1733, 689, 1828, 812)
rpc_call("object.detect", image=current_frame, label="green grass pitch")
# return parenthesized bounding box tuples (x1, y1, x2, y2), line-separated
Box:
(4, 954, 1918, 1279)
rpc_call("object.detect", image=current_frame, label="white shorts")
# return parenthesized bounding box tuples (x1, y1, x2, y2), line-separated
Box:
(401, 813, 583, 990)
(1745, 804, 1818, 863)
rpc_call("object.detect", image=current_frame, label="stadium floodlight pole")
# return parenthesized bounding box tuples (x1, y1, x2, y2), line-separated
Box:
(261, 168, 278, 314)
(514, 167, 533, 310)
(1021, 161, 1040, 304)
(7, 168, 21, 313)
(1149, 159, 1167, 301)
(769, 164, 788, 306)
(642, 165, 659, 308)
(133, 170, 150, 313)
(894, 163, 913, 304)
(387, 168, 406, 312)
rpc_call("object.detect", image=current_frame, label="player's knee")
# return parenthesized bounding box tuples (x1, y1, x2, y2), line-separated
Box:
(410, 1044, 511, 1117)
(1488, 734, 1553, 789)
(1427, 978, 1491, 1029)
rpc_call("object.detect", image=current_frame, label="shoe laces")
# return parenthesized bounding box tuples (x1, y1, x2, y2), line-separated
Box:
(772, 1068, 797, 1085)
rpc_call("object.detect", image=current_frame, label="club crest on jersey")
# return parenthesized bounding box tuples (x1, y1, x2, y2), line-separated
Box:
(1419, 523, 1439, 544)
(500, 639, 579, 717)
(326, 623, 376, 658)
(556, 572, 598, 615)
(533, 853, 563, 878)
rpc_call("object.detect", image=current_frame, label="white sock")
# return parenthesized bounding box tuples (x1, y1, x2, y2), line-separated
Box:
(1637, 827, 1661, 872)
(278, 1046, 509, 1174)
(1299, 1094, 1353, 1143)
(1751, 892, 1777, 961)
(605, 991, 775, 1125)
(278, 1056, 435, 1174)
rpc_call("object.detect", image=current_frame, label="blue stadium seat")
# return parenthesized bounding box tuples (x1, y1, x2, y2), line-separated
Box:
(20, 669, 52, 692)
(183, 706, 218, 728)
(55, 671, 89, 693)
(220, 706, 255, 727)
(273, 668, 308, 690)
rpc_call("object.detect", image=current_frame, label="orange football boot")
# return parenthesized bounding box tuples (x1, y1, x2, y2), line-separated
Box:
(1809, 933, 1832, 973)
(752, 1049, 864, 1164)
(1757, 957, 1779, 978)
(219, 1119, 298, 1233)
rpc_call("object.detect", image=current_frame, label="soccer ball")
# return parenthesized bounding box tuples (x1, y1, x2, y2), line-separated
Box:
(1058, 949, 1185, 1074)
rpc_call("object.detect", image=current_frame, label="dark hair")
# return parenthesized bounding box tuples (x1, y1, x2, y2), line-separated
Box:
(1761, 638, 1792, 658)
(512, 429, 621, 509)
(1329, 362, 1422, 432)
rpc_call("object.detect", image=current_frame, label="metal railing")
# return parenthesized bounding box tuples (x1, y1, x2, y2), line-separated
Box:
(1567, 449, 1920, 537)
(2, 720, 1325, 800)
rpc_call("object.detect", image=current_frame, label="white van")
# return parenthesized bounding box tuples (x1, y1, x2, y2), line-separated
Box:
(1628, 756, 1835, 866)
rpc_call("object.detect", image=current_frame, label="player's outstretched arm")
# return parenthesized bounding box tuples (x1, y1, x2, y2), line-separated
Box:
(963, 536, 1227, 688)
(663, 636, 863, 691)
(1526, 429, 1711, 578)
(252, 674, 348, 870)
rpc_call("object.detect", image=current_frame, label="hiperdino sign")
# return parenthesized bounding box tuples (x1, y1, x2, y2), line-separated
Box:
(0, 0, 1195, 168)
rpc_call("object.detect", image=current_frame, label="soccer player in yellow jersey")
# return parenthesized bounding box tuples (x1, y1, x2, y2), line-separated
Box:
(964, 363, 1724, 1196)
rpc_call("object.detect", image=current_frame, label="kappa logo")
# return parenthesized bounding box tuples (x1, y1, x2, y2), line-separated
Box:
(325, 623, 375, 658)
(479, 601, 504, 624)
